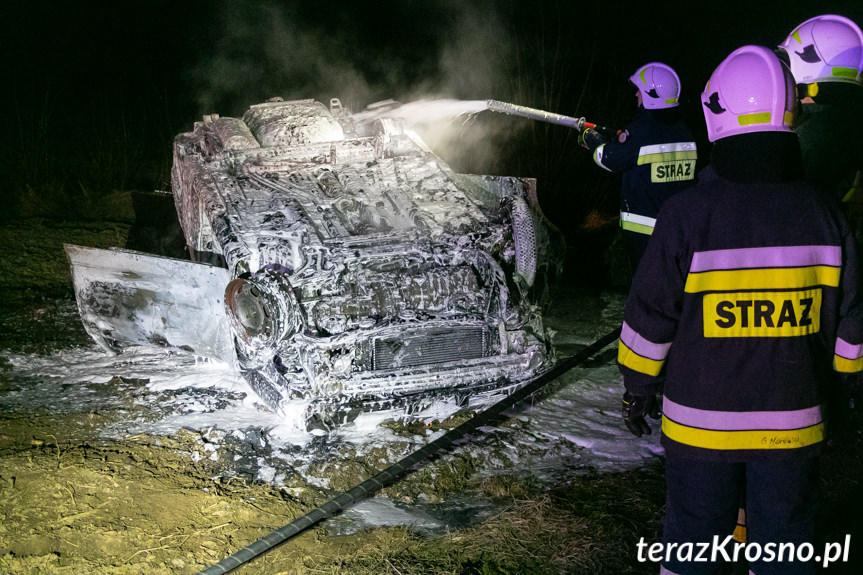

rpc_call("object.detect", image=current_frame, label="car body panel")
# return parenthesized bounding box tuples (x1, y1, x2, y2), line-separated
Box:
(68, 97, 562, 427)
(65, 243, 235, 364)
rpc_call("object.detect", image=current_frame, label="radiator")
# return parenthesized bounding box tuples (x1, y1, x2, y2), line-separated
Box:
(372, 326, 489, 370)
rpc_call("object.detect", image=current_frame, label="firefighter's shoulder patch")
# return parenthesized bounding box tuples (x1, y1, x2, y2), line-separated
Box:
(617, 130, 630, 143)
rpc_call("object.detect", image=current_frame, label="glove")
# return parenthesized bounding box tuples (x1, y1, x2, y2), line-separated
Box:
(622, 391, 661, 437)
(577, 128, 591, 149)
(577, 128, 606, 151)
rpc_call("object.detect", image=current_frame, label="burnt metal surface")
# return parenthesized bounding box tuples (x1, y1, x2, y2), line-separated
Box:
(65, 244, 235, 363)
(70, 97, 563, 427)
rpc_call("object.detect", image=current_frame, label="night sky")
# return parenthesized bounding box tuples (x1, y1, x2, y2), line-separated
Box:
(3, 0, 863, 235)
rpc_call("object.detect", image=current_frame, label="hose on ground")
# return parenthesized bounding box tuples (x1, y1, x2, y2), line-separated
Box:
(198, 326, 621, 575)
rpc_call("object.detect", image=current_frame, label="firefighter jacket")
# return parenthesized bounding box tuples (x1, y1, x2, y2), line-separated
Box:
(795, 82, 863, 203)
(617, 133, 863, 461)
(587, 107, 697, 238)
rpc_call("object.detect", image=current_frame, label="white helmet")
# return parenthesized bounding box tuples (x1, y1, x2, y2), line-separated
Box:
(778, 14, 863, 85)
(629, 62, 681, 109)
(701, 45, 796, 142)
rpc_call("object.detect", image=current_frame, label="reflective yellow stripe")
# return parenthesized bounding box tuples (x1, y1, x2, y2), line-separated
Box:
(684, 266, 840, 293)
(842, 186, 861, 203)
(738, 112, 771, 126)
(620, 220, 654, 235)
(618, 340, 664, 376)
(593, 145, 613, 172)
(832, 67, 857, 79)
(662, 417, 825, 450)
(834, 354, 863, 373)
(620, 212, 656, 235)
(637, 150, 698, 165)
(737, 111, 795, 127)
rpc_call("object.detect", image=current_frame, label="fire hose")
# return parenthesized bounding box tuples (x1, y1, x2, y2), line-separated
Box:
(198, 326, 621, 575)
(486, 99, 596, 131)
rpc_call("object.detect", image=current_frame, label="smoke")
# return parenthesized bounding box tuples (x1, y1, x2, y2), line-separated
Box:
(185, 0, 521, 172)
(406, 4, 522, 173)
(188, 1, 377, 115)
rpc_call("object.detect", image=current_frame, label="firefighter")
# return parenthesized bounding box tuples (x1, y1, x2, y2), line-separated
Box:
(617, 45, 863, 575)
(777, 14, 863, 209)
(578, 62, 697, 273)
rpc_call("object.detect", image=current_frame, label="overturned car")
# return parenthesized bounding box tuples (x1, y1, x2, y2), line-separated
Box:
(66, 97, 562, 428)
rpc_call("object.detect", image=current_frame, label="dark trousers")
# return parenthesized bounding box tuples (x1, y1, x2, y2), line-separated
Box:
(662, 454, 820, 575)
(622, 229, 651, 276)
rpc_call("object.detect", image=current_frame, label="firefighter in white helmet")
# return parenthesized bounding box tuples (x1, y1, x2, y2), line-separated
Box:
(777, 15, 863, 221)
(578, 62, 697, 274)
(618, 45, 863, 574)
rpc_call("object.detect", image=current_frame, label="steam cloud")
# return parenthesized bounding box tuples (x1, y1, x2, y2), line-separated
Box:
(186, 0, 521, 172)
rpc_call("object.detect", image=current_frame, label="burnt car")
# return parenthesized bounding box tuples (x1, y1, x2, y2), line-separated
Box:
(66, 97, 562, 427)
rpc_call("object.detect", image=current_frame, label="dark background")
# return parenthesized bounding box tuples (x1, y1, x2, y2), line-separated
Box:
(2, 0, 862, 249)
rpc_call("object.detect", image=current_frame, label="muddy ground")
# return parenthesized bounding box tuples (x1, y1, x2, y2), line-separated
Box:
(1, 212, 861, 574)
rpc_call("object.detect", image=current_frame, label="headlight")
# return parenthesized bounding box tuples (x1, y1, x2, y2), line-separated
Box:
(224, 267, 302, 354)
(225, 279, 275, 341)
